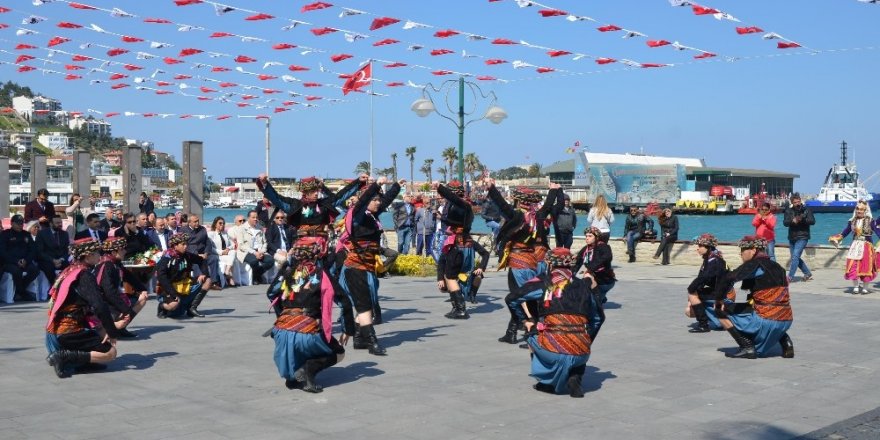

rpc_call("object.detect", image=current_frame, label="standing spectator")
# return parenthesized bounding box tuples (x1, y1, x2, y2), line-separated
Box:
(652, 208, 679, 265)
(183, 214, 222, 289)
(553, 194, 577, 249)
(623, 206, 646, 263)
(783, 193, 815, 282)
(74, 213, 108, 243)
(35, 217, 70, 285)
(586, 194, 615, 242)
(146, 216, 173, 251)
(24, 188, 56, 229)
(481, 196, 502, 242)
(0, 215, 39, 301)
(64, 193, 92, 238)
(752, 202, 777, 261)
(255, 196, 272, 228)
(234, 210, 274, 284)
(415, 201, 436, 257)
(138, 192, 155, 215)
(392, 195, 416, 255)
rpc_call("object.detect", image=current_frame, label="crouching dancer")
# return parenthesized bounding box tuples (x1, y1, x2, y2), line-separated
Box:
(272, 242, 356, 393)
(95, 237, 149, 338)
(156, 233, 213, 319)
(45, 238, 121, 378)
(709, 236, 794, 359)
(685, 234, 733, 333)
(522, 248, 605, 397)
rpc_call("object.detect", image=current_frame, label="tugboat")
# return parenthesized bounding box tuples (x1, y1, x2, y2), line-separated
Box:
(805, 141, 880, 213)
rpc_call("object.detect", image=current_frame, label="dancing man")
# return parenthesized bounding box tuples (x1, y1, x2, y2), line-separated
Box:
(709, 236, 794, 359)
(45, 238, 120, 378)
(155, 233, 213, 319)
(685, 234, 733, 333)
(486, 179, 562, 344)
(94, 237, 149, 338)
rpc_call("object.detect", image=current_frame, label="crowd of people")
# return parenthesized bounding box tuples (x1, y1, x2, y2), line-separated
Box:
(7, 183, 880, 397)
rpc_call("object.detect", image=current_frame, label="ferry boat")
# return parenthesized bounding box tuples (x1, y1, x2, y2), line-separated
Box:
(805, 141, 880, 213)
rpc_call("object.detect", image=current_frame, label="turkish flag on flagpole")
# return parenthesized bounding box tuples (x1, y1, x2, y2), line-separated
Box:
(342, 62, 372, 95)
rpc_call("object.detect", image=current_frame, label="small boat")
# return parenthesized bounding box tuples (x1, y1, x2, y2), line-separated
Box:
(805, 141, 880, 213)
(736, 182, 783, 215)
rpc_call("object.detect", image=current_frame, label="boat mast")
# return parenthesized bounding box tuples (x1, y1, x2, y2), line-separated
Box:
(840, 140, 848, 166)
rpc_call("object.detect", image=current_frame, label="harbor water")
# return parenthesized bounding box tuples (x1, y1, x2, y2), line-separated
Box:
(159, 208, 868, 245)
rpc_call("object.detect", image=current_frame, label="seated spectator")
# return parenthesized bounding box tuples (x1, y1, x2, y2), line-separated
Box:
(74, 213, 108, 243)
(183, 214, 222, 289)
(234, 210, 274, 284)
(0, 215, 39, 301)
(207, 217, 237, 287)
(265, 211, 293, 268)
(146, 217, 173, 251)
(165, 213, 182, 234)
(36, 217, 70, 285)
(115, 213, 154, 256)
(100, 207, 124, 232)
(623, 206, 646, 263)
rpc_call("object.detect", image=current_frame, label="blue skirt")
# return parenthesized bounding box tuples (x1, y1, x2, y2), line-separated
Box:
(727, 312, 792, 356)
(527, 335, 589, 395)
(272, 329, 334, 380)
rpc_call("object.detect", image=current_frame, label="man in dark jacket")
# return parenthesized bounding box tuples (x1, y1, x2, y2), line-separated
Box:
(35, 217, 70, 285)
(392, 195, 416, 255)
(116, 213, 154, 256)
(0, 215, 39, 300)
(183, 214, 221, 288)
(74, 213, 108, 243)
(782, 193, 815, 282)
(265, 211, 293, 258)
(623, 206, 646, 263)
(553, 194, 577, 249)
(146, 217, 173, 251)
(24, 188, 56, 229)
(138, 192, 155, 215)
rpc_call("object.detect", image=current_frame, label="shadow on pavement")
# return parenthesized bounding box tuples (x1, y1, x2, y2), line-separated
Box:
(381, 307, 430, 322)
(320, 361, 384, 388)
(127, 325, 183, 340)
(603, 302, 623, 310)
(114, 351, 178, 371)
(380, 325, 454, 348)
(582, 366, 617, 393)
(468, 300, 504, 314)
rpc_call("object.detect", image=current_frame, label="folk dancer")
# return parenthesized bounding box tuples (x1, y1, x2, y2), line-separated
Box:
(94, 237, 149, 338)
(271, 239, 356, 393)
(337, 177, 402, 355)
(435, 181, 489, 318)
(685, 234, 734, 333)
(155, 233, 213, 319)
(574, 227, 617, 305)
(45, 238, 120, 378)
(829, 200, 878, 294)
(487, 179, 562, 344)
(521, 248, 605, 397)
(708, 236, 794, 359)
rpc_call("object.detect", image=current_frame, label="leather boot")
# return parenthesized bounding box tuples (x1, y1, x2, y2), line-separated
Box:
(725, 327, 757, 359)
(296, 355, 339, 393)
(688, 303, 711, 333)
(360, 324, 386, 356)
(468, 278, 482, 304)
(443, 292, 457, 319)
(352, 324, 368, 350)
(187, 289, 208, 318)
(498, 317, 519, 344)
(373, 305, 383, 325)
(567, 364, 586, 398)
(48, 350, 91, 378)
(779, 333, 794, 359)
(445, 291, 469, 319)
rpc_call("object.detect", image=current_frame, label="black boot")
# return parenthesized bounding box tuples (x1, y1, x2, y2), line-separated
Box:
(688, 303, 711, 333)
(117, 328, 138, 339)
(373, 305, 383, 325)
(48, 350, 91, 378)
(187, 289, 208, 317)
(360, 324, 386, 356)
(725, 327, 757, 359)
(443, 292, 457, 318)
(352, 324, 368, 350)
(295, 355, 339, 393)
(157, 302, 168, 319)
(498, 317, 519, 344)
(468, 278, 482, 304)
(628, 253, 636, 263)
(779, 333, 794, 358)
(567, 364, 586, 398)
(445, 291, 469, 319)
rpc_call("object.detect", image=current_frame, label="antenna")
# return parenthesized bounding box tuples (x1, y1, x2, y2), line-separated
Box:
(840, 140, 848, 166)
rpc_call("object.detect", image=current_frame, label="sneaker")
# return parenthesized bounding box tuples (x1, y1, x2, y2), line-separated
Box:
(850, 287, 861, 295)
(802, 275, 813, 282)
(861, 287, 871, 295)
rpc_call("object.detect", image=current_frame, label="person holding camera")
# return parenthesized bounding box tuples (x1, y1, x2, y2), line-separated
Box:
(782, 193, 815, 282)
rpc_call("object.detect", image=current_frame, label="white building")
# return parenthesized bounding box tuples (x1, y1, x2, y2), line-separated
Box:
(69, 116, 112, 136)
(38, 132, 73, 154)
(9, 131, 35, 154)
(12, 95, 62, 124)
(90, 159, 114, 175)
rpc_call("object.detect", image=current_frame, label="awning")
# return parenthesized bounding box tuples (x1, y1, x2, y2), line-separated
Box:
(223, 186, 240, 192)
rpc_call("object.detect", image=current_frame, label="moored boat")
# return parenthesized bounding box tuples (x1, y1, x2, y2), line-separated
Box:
(805, 141, 880, 213)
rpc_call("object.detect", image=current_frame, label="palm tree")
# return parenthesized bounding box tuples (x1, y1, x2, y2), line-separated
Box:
(422, 158, 434, 184)
(354, 161, 371, 175)
(527, 162, 543, 178)
(441, 147, 458, 182)
(437, 166, 448, 183)
(463, 153, 482, 183)
(405, 146, 417, 192)
(390, 153, 398, 181)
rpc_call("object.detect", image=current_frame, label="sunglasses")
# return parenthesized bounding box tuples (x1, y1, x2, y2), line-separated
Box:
(236, 220, 244, 223)
(275, 216, 285, 219)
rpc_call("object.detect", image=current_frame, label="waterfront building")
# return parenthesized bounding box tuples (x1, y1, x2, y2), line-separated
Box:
(68, 115, 112, 136)
(37, 132, 73, 155)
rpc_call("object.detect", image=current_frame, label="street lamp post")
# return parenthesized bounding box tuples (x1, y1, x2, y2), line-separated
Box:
(411, 76, 507, 184)
(238, 115, 271, 176)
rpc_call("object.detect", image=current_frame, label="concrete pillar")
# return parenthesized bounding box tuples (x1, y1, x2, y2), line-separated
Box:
(30, 153, 47, 199)
(122, 145, 142, 214)
(182, 140, 204, 219)
(72, 150, 91, 208)
(0, 157, 8, 219)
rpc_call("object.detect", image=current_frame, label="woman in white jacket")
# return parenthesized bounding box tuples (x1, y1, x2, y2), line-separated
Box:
(586, 194, 615, 241)
(208, 216, 239, 287)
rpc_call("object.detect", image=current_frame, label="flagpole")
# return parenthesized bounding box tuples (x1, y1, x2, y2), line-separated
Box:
(369, 62, 374, 177)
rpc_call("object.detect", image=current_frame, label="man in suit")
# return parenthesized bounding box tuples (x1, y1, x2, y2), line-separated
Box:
(138, 192, 155, 215)
(74, 213, 109, 243)
(265, 211, 293, 263)
(183, 214, 222, 288)
(116, 213, 154, 256)
(100, 207, 124, 232)
(0, 215, 39, 300)
(146, 217, 173, 251)
(35, 217, 70, 285)
(24, 188, 56, 229)
(234, 210, 274, 284)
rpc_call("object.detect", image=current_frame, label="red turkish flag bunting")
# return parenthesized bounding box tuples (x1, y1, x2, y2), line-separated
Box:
(432, 70, 453, 75)
(536, 67, 555, 73)
(736, 26, 763, 35)
(219, 82, 237, 88)
(65, 74, 81, 80)
(156, 81, 173, 86)
(647, 40, 671, 48)
(69, 2, 97, 10)
(434, 29, 460, 38)
(199, 86, 216, 93)
(174, 74, 192, 79)
(105, 112, 120, 117)
(111, 83, 129, 89)
(303, 82, 321, 87)
(15, 55, 35, 63)
(258, 74, 277, 81)
(0, 7, 9, 13)
(305, 96, 322, 101)
(777, 42, 801, 49)
(384, 62, 407, 68)
(641, 63, 668, 68)
(547, 50, 571, 57)
(370, 17, 400, 31)
(476, 76, 497, 81)
(16, 66, 35, 74)
(72, 54, 92, 61)
(330, 53, 353, 62)
(48, 37, 71, 47)
(121, 36, 144, 43)
(16, 44, 37, 50)
(302, 2, 333, 12)
(595, 58, 616, 64)
(373, 38, 399, 47)
(263, 89, 281, 94)
(342, 62, 371, 95)
(179, 48, 203, 57)
(692, 6, 720, 15)
(143, 113, 157, 118)
(491, 38, 517, 45)
(274, 107, 289, 113)
(122, 64, 142, 71)
(58, 22, 83, 29)
(282, 101, 297, 106)
(539, 9, 567, 17)
(197, 96, 212, 101)
(174, 0, 202, 6)
(217, 115, 231, 120)
(210, 32, 234, 38)
(109, 73, 127, 80)
(431, 49, 455, 56)
(311, 27, 337, 36)
(246, 13, 274, 21)
(144, 18, 172, 24)
(65, 64, 83, 70)
(694, 52, 716, 59)
(241, 95, 257, 100)
(235, 55, 257, 63)
(485, 59, 507, 65)
(163, 57, 184, 64)
(273, 43, 297, 50)
(386, 82, 404, 87)
(212, 67, 230, 72)
(597, 25, 621, 32)
(236, 103, 250, 107)
(288, 65, 310, 71)
(107, 48, 129, 56)
(157, 91, 174, 96)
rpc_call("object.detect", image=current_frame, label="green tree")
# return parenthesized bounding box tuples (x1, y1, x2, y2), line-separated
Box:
(405, 146, 417, 192)
(464, 153, 482, 184)
(437, 166, 448, 183)
(390, 153, 398, 182)
(492, 166, 528, 180)
(441, 147, 457, 182)
(421, 158, 434, 184)
(354, 161, 371, 175)
(527, 162, 544, 178)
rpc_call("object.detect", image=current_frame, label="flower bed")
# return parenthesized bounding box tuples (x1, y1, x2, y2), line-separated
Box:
(388, 255, 437, 277)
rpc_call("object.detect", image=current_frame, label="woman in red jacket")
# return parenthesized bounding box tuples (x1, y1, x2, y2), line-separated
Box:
(751, 202, 777, 261)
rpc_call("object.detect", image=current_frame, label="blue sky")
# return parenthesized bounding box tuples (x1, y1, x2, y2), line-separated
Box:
(3, 0, 879, 192)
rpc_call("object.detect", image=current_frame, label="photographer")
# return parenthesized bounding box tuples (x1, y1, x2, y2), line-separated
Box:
(782, 193, 815, 282)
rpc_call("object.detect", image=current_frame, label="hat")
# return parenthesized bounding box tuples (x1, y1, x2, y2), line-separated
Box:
(512, 187, 542, 205)
(563, 194, 571, 201)
(693, 233, 718, 248)
(737, 235, 767, 250)
(298, 176, 321, 193)
(23, 220, 40, 232)
(790, 192, 801, 200)
(102, 236, 127, 253)
(584, 226, 602, 238)
(545, 247, 576, 268)
(169, 233, 189, 246)
(10, 214, 24, 224)
(70, 238, 102, 259)
(446, 180, 465, 196)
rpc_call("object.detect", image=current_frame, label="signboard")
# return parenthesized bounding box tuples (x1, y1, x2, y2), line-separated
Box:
(589, 164, 684, 204)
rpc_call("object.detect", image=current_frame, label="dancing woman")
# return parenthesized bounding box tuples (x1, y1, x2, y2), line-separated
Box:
(685, 234, 733, 333)
(829, 200, 878, 294)
(574, 227, 616, 304)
